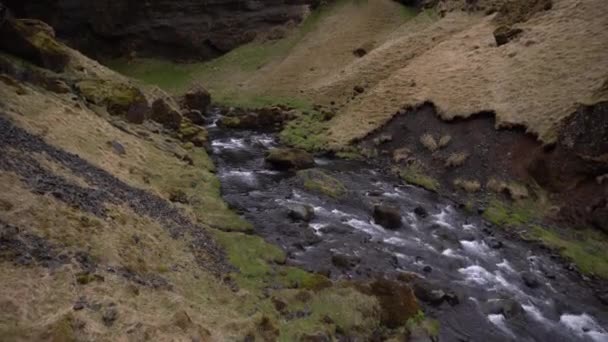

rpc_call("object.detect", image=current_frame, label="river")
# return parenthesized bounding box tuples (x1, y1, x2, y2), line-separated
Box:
(206, 109, 608, 342)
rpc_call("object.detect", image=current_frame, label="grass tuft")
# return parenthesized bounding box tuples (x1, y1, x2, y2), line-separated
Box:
(399, 163, 440, 192)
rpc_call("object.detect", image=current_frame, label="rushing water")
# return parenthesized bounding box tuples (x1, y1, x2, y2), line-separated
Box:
(206, 111, 608, 342)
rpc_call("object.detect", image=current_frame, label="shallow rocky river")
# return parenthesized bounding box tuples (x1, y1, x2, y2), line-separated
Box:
(206, 110, 608, 342)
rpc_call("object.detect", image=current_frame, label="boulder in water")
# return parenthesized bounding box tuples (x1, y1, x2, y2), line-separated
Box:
(414, 206, 428, 218)
(521, 271, 540, 288)
(331, 253, 360, 270)
(373, 205, 402, 230)
(266, 148, 315, 171)
(484, 298, 524, 320)
(287, 204, 315, 222)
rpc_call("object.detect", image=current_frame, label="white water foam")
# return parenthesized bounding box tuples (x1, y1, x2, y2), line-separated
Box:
(309, 223, 328, 234)
(346, 218, 383, 235)
(497, 259, 516, 273)
(433, 208, 453, 229)
(459, 265, 496, 286)
(442, 248, 466, 259)
(461, 240, 493, 258)
(560, 314, 608, 342)
(251, 135, 275, 147)
(488, 314, 515, 338)
(222, 171, 257, 185)
(462, 223, 476, 231)
(212, 138, 246, 150)
(522, 304, 550, 324)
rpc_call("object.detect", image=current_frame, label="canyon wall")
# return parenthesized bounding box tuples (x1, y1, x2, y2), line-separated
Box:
(4, 0, 315, 60)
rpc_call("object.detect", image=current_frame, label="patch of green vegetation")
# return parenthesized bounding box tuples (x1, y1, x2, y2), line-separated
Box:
(277, 285, 381, 341)
(213, 231, 286, 288)
(214, 92, 315, 112)
(529, 226, 608, 279)
(297, 169, 346, 199)
(106, 1, 339, 95)
(75, 79, 145, 116)
(335, 147, 364, 160)
(280, 111, 329, 152)
(483, 198, 539, 227)
(276, 267, 332, 291)
(399, 164, 439, 192)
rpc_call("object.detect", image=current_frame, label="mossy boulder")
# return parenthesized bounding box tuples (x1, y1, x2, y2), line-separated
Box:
(219, 106, 294, 130)
(266, 148, 315, 170)
(0, 18, 70, 72)
(76, 79, 149, 123)
(297, 169, 346, 199)
(179, 120, 208, 147)
(357, 279, 421, 329)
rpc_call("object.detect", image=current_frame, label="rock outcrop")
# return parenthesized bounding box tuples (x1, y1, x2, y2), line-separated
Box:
(4, 0, 315, 60)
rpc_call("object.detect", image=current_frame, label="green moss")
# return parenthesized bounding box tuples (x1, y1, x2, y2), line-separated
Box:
(280, 111, 329, 152)
(399, 164, 439, 192)
(297, 169, 346, 199)
(213, 230, 286, 289)
(277, 285, 381, 341)
(76, 79, 144, 115)
(482, 199, 538, 227)
(277, 267, 332, 291)
(529, 226, 608, 279)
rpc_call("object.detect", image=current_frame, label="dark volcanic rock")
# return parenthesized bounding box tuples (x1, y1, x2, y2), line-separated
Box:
(4, 0, 315, 60)
(522, 271, 540, 288)
(493, 26, 523, 46)
(181, 87, 211, 112)
(373, 205, 402, 230)
(151, 98, 182, 129)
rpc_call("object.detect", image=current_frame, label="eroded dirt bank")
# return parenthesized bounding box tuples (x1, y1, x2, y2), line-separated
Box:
(361, 102, 608, 235)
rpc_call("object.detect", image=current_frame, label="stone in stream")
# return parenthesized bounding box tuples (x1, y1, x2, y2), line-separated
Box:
(414, 206, 429, 218)
(287, 204, 315, 222)
(331, 253, 361, 270)
(485, 236, 503, 249)
(319, 225, 351, 235)
(521, 271, 540, 288)
(265, 148, 315, 171)
(373, 205, 402, 230)
(412, 281, 458, 306)
(484, 299, 524, 320)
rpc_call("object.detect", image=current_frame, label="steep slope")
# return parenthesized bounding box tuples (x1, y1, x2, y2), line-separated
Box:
(0, 12, 429, 341)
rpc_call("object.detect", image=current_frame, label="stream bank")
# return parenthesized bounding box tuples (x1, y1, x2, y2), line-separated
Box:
(207, 107, 608, 342)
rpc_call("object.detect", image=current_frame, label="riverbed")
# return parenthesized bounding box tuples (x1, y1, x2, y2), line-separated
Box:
(206, 110, 608, 342)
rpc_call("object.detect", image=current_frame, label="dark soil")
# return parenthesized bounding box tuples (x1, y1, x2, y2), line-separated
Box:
(0, 114, 229, 275)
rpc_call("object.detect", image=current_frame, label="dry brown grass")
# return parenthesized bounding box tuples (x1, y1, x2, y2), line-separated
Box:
(486, 178, 530, 200)
(454, 178, 481, 193)
(438, 134, 452, 148)
(445, 152, 469, 168)
(420, 133, 439, 152)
